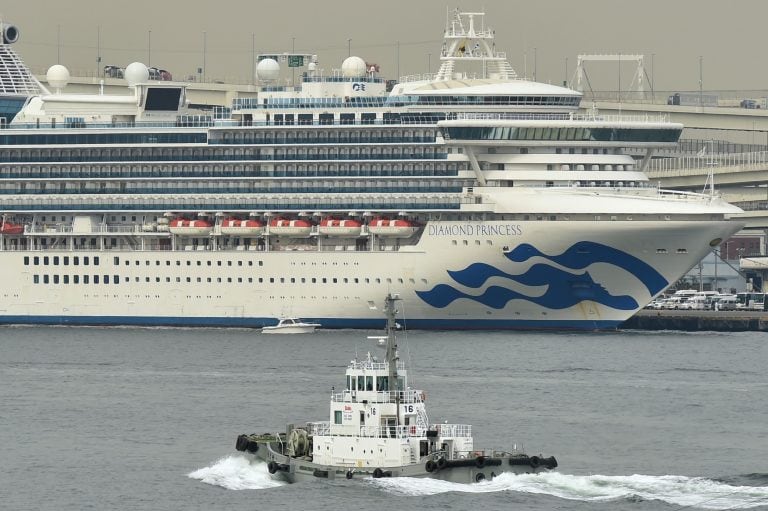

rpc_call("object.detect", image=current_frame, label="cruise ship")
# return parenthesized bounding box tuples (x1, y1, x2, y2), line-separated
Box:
(0, 10, 743, 329)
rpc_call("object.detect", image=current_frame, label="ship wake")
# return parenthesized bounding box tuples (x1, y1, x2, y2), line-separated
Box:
(369, 472, 768, 509)
(188, 455, 285, 490)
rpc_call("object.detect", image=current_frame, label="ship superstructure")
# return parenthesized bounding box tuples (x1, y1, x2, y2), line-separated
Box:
(0, 10, 743, 329)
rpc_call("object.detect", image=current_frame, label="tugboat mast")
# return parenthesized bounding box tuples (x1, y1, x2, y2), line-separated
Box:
(384, 293, 401, 427)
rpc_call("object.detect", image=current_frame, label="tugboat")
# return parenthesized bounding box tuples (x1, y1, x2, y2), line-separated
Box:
(235, 294, 558, 483)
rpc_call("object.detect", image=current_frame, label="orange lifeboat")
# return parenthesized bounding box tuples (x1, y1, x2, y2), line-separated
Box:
(368, 217, 419, 238)
(0, 222, 25, 235)
(168, 217, 213, 235)
(220, 217, 265, 236)
(268, 217, 313, 237)
(318, 217, 362, 237)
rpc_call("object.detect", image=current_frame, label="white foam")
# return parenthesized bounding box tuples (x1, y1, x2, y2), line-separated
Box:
(369, 472, 768, 509)
(188, 456, 285, 490)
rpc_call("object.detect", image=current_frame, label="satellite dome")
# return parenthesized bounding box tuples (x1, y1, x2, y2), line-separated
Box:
(256, 58, 280, 81)
(341, 56, 366, 78)
(125, 62, 149, 86)
(46, 64, 70, 91)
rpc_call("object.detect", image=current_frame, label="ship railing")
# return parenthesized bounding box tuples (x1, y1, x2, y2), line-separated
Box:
(306, 421, 331, 436)
(331, 389, 426, 404)
(451, 112, 671, 123)
(358, 424, 427, 439)
(347, 360, 406, 371)
(431, 423, 472, 438)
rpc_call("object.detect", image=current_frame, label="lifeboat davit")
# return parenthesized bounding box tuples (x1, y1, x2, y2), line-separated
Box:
(368, 217, 419, 238)
(220, 217, 265, 236)
(318, 217, 363, 237)
(168, 218, 213, 235)
(268, 217, 313, 237)
(0, 222, 25, 235)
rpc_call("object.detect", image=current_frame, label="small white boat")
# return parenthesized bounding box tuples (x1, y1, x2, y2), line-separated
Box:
(261, 317, 321, 334)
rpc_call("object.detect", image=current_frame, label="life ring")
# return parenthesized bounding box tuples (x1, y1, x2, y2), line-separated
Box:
(437, 457, 447, 469)
(373, 468, 384, 478)
(425, 460, 436, 473)
(346, 471, 353, 480)
(475, 472, 486, 482)
(267, 461, 278, 474)
(475, 456, 486, 468)
(529, 455, 540, 469)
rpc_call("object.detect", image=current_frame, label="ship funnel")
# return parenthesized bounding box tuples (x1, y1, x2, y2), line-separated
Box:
(2, 24, 20, 45)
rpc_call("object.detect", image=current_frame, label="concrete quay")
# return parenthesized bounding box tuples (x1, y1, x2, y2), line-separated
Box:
(621, 310, 768, 332)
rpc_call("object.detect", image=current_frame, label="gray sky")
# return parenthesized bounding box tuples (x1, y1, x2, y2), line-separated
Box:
(4, 0, 768, 91)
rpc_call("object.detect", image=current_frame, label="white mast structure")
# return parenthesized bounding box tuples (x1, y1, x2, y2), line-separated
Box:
(434, 9, 517, 81)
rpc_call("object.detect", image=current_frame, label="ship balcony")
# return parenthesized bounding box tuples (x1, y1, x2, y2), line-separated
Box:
(331, 389, 426, 404)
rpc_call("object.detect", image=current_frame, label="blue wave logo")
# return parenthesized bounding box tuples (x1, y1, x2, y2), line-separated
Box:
(416, 241, 667, 311)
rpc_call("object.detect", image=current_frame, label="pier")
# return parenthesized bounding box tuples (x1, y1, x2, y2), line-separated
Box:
(622, 310, 768, 331)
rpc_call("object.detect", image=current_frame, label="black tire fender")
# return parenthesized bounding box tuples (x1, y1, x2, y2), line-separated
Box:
(373, 468, 384, 478)
(475, 472, 486, 482)
(267, 461, 278, 474)
(346, 470, 353, 480)
(437, 457, 447, 469)
(529, 455, 540, 468)
(425, 460, 436, 473)
(475, 456, 486, 468)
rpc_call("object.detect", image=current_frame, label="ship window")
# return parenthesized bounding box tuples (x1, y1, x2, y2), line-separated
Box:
(334, 411, 342, 424)
(358, 376, 365, 390)
(34, 256, 39, 265)
(74, 275, 79, 284)
(84, 257, 89, 265)
(94, 257, 99, 266)
(63, 275, 69, 284)
(44, 256, 49, 265)
(53, 275, 59, 284)
(24, 256, 29, 265)
(43, 275, 49, 284)
(104, 275, 110, 284)
(83, 275, 89, 284)
(166, 277, 170, 282)
(94, 275, 100, 284)
(366, 376, 373, 391)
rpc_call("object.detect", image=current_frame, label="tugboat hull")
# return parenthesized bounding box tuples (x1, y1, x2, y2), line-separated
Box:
(237, 437, 557, 484)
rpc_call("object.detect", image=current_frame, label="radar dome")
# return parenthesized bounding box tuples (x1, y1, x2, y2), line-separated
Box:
(256, 58, 280, 81)
(341, 56, 366, 78)
(46, 64, 70, 91)
(125, 62, 149, 86)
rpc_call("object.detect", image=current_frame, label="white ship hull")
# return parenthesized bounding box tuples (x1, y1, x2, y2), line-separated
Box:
(0, 216, 740, 329)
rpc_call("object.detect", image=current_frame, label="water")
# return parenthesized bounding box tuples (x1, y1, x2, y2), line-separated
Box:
(1, 326, 767, 510)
